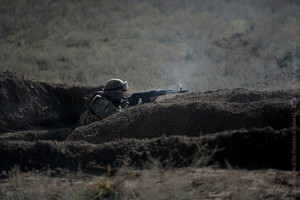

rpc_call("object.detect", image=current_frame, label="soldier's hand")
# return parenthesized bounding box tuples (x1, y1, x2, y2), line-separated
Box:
(150, 96, 158, 102)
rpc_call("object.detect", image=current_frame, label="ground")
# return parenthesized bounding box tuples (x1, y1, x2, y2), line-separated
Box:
(1, 0, 299, 199)
(0, 72, 299, 199)
(0, 168, 298, 200)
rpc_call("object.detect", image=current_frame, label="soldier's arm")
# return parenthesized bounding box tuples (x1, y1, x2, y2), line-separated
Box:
(91, 99, 120, 119)
(120, 100, 130, 109)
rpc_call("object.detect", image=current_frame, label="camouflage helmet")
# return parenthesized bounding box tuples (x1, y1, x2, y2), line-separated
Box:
(103, 79, 128, 100)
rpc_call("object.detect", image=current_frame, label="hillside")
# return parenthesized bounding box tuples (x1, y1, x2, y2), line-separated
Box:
(1, 0, 299, 91)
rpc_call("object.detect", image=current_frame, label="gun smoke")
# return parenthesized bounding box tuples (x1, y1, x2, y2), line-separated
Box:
(0, 0, 299, 91)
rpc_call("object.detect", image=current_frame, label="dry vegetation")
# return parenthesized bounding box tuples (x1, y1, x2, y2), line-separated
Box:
(0, 0, 299, 91)
(1, 165, 297, 200)
(0, 0, 300, 199)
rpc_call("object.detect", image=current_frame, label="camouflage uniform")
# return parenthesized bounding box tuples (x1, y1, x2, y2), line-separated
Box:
(79, 79, 128, 125)
(79, 93, 122, 125)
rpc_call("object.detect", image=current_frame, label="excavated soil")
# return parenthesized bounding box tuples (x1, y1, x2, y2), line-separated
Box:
(0, 127, 299, 172)
(0, 71, 102, 132)
(0, 71, 299, 172)
(67, 88, 300, 144)
(0, 72, 299, 199)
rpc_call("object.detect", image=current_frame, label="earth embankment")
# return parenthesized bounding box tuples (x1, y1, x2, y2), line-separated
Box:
(1, 127, 298, 171)
(67, 88, 300, 144)
(0, 71, 102, 132)
(0, 72, 299, 172)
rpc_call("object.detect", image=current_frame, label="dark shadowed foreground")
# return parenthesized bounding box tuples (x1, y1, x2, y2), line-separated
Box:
(1, 127, 299, 171)
(0, 72, 299, 199)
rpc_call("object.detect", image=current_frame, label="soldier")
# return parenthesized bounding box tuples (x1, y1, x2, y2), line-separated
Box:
(79, 78, 129, 125)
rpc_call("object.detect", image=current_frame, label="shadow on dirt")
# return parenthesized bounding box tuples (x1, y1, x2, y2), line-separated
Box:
(0, 71, 102, 132)
(67, 88, 300, 143)
(0, 72, 299, 173)
(0, 127, 299, 172)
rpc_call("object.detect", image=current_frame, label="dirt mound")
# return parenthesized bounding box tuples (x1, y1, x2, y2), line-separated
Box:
(0, 126, 76, 142)
(0, 71, 102, 132)
(0, 127, 298, 172)
(0, 72, 299, 173)
(67, 88, 300, 143)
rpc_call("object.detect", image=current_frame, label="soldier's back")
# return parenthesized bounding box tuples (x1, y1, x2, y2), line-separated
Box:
(79, 92, 120, 125)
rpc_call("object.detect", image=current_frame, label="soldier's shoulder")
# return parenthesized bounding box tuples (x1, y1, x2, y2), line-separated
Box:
(87, 91, 103, 103)
(91, 92, 107, 102)
(94, 96, 113, 107)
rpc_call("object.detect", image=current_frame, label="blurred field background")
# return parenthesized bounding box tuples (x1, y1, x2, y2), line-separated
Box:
(0, 0, 299, 91)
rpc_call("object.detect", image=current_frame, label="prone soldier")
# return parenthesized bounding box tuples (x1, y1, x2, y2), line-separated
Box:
(80, 79, 188, 125)
(79, 78, 129, 125)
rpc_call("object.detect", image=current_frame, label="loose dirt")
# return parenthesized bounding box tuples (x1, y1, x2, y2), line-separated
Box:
(67, 88, 300, 143)
(1, 127, 298, 172)
(0, 72, 299, 199)
(0, 71, 102, 132)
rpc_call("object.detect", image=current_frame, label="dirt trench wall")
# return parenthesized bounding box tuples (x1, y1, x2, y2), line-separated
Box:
(0, 126, 76, 142)
(0, 127, 298, 171)
(67, 89, 300, 144)
(0, 72, 102, 132)
(1, 72, 299, 173)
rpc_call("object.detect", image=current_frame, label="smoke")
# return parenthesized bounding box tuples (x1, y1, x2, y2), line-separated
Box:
(0, 0, 299, 91)
(153, 0, 300, 91)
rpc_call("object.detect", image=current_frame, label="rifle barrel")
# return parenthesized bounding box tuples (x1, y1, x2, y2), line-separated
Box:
(174, 90, 189, 93)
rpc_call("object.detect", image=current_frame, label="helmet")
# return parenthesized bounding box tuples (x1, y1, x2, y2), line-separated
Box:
(103, 79, 128, 100)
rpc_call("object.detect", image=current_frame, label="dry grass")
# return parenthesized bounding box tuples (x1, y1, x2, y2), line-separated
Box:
(1, 165, 298, 200)
(0, 166, 121, 200)
(0, 0, 299, 91)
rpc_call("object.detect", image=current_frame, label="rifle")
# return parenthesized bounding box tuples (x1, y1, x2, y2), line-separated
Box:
(127, 88, 189, 106)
